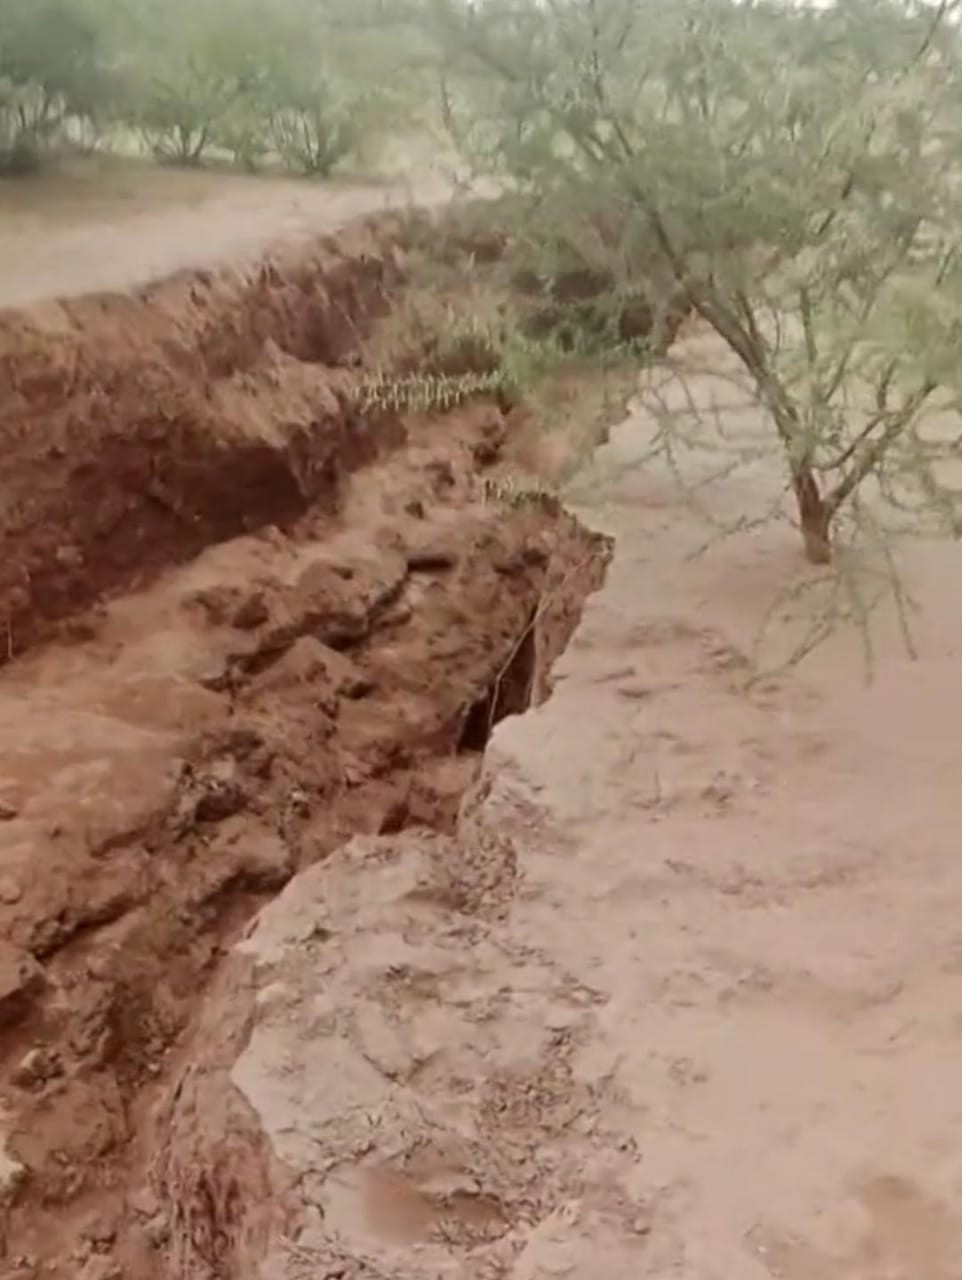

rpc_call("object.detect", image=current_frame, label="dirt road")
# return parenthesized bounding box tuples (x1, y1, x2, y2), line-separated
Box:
(3, 191, 962, 1279)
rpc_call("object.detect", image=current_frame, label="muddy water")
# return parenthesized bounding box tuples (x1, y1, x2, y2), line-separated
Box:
(165, 324, 962, 1279)
(479, 325, 962, 1277)
(0, 159, 453, 307)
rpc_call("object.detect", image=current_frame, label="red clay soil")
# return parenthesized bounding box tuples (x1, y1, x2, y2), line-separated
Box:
(0, 213, 420, 660)
(0, 223, 611, 1279)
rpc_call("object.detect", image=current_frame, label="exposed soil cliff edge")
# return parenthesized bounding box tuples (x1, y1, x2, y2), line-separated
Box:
(0, 218, 410, 658)
(0, 213, 615, 1279)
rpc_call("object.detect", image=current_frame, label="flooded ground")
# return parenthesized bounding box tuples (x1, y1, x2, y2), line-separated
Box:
(0, 155, 452, 307)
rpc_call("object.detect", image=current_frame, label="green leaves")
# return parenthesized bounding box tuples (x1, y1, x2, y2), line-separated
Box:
(0, 0, 110, 166)
(0, 0, 430, 173)
(435, 0, 962, 564)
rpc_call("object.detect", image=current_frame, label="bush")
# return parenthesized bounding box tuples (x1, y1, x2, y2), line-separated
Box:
(432, 0, 962, 569)
(269, 90, 358, 177)
(0, 0, 110, 170)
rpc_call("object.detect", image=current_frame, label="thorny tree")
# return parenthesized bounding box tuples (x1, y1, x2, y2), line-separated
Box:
(430, 0, 962, 566)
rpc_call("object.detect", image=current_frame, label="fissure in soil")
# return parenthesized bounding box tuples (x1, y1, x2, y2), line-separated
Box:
(0, 222, 611, 1279)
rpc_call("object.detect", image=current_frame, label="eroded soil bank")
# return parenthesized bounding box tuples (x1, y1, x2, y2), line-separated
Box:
(7, 205, 962, 1280)
(0, 220, 611, 1278)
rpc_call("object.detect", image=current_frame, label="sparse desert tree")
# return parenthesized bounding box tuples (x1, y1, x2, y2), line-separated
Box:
(0, 0, 111, 170)
(268, 75, 360, 177)
(265, 0, 430, 177)
(121, 0, 264, 165)
(431, 0, 962, 566)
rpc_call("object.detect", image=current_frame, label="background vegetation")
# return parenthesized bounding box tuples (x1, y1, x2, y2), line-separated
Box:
(0, 0, 429, 175)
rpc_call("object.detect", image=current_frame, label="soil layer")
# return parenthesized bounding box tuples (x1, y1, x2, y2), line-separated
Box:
(0, 223, 610, 1278)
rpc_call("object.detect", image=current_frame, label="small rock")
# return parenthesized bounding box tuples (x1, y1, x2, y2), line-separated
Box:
(0, 876, 22, 903)
(194, 781, 247, 824)
(143, 1212, 170, 1249)
(0, 943, 45, 1028)
(12, 1046, 62, 1089)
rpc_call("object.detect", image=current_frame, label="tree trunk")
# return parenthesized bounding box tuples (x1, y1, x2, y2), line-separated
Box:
(792, 467, 832, 565)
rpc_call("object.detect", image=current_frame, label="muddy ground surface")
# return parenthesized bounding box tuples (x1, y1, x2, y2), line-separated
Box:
(3, 189, 962, 1280)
